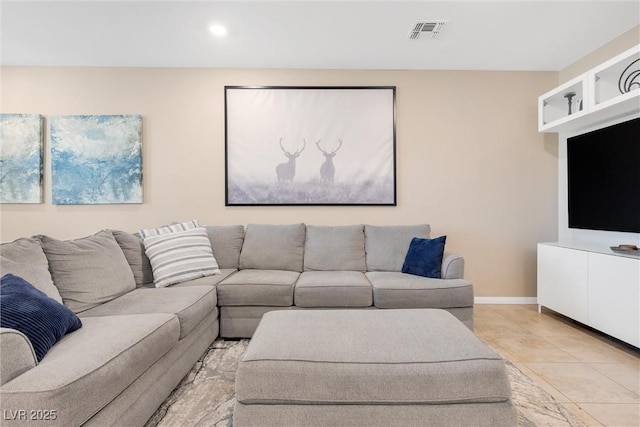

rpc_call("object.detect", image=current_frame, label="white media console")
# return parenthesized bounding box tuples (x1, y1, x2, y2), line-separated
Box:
(537, 242, 639, 347)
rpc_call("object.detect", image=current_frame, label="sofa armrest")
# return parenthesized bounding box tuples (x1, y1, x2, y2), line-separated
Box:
(441, 252, 465, 279)
(1, 328, 37, 385)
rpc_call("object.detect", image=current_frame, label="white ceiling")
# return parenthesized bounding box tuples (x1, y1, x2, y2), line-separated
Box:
(1, 1, 639, 71)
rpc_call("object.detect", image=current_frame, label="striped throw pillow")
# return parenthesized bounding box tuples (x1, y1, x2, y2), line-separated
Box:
(143, 227, 220, 288)
(139, 219, 199, 239)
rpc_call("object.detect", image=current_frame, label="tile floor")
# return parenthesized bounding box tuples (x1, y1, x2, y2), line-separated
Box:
(475, 304, 639, 427)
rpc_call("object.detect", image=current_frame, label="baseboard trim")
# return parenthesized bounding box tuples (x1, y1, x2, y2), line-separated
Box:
(474, 297, 538, 304)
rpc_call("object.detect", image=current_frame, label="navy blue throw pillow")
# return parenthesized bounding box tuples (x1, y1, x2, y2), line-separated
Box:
(402, 236, 447, 278)
(0, 274, 82, 362)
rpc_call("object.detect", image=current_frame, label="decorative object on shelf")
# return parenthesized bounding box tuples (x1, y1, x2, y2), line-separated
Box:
(50, 115, 143, 205)
(618, 58, 639, 94)
(619, 244, 638, 250)
(610, 245, 640, 255)
(0, 114, 43, 204)
(225, 86, 396, 206)
(564, 92, 576, 115)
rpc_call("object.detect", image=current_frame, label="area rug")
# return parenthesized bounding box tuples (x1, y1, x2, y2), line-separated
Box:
(145, 339, 586, 427)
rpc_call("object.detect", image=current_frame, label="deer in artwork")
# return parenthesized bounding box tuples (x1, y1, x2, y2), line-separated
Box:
(316, 139, 343, 183)
(275, 138, 307, 182)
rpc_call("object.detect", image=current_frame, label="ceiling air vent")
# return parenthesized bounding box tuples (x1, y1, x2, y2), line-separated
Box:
(409, 21, 448, 40)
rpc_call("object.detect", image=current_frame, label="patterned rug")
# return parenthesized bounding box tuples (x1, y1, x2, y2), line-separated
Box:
(145, 339, 586, 427)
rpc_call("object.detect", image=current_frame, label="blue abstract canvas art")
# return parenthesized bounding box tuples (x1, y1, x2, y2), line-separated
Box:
(0, 114, 43, 204)
(51, 115, 142, 204)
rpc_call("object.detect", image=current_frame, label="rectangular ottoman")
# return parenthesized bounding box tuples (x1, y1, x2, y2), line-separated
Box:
(234, 309, 517, 426)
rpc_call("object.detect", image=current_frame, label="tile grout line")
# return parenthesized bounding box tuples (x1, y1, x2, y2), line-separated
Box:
(475, 304, 640, 427)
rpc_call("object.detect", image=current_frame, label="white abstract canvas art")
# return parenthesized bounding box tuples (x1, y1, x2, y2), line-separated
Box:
(225, 86, 396, 205)
(51, 115, 142, 204)
(0, 114, 43, 204)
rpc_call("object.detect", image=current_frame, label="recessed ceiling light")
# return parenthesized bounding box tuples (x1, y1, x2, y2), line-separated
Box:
(209, 24, 227, 37)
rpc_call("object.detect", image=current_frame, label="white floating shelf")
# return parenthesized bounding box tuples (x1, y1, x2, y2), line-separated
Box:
(539, 44, 640, 133)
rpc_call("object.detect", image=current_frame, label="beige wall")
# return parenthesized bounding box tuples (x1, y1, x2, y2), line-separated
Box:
(0, 67, 558, 297)
(560, 25, 640, 83)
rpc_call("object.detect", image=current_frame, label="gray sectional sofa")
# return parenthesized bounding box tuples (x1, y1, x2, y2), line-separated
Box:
(0, 231, 222, 427)
(217, 223, 473, 337)
(0, 223, 474, 426)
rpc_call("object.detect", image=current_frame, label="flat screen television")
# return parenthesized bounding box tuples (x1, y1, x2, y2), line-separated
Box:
(567, 117, 640, 234)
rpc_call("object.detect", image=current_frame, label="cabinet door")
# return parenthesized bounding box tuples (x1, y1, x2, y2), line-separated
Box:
(588, 253, 640, 347)
(537, 244, 589, 324)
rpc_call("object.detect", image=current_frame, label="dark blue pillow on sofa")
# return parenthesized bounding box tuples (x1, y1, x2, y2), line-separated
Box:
(0, 274, 82, 362)
(402, 236, 447, 279)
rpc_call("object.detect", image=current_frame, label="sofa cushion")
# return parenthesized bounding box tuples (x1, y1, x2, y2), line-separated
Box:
(239, 224, 305, 272)
(0, 237, 63, 303)
(217, 270, 299, 306)
(111, 229, 154, 287)
(0, 314, 179, 427)
(205, 225, 245, 270)
(364, 224, 431, 272)
(170, 268, 237, 288)
(79, 286, 217, 339)
(295, 271, 372, 307)
(402, 236, 447, 278)
(139, 219, 199, 238)
(304, 225, 366, 272)
(39, 230, 136, 313)
(366, 272, 473, 309)
(0, 274, 82, 362)
(143, 227, 221, 288)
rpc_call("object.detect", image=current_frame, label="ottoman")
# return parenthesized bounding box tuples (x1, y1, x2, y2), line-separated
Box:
(234, 309, 517, 427)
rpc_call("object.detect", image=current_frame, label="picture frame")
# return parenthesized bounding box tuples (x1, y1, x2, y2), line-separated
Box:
(0, 114, 44, 204)
(50, 115, 143, 205)
(225, 86, 396, 206)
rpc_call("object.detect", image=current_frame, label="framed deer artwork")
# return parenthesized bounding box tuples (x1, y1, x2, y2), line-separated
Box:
(224, 86, 396, 205)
